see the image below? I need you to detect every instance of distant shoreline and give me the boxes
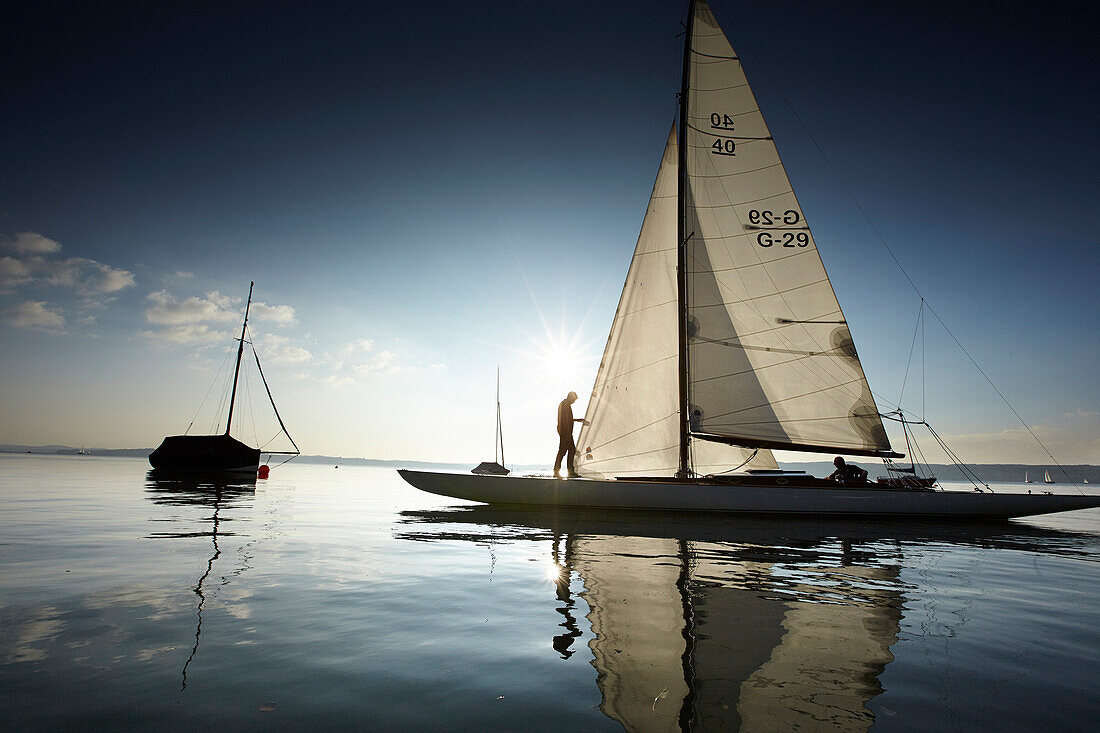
[2,444,1097,482]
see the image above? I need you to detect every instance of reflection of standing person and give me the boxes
[554,391,584,478]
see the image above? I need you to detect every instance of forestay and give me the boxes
[682,0,892,456]
[578,128,777,477]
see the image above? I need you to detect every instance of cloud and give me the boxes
[250,302,296,325]
[3,300,65,330]
[1,232,61,255]
[0,232,135,297]
[941,414,1100,465]
[142,324,231,345]
[351,350,398,375]
[259,333,314,364]
[144,290,241,325]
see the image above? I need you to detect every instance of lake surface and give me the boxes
[2,454,1099,731]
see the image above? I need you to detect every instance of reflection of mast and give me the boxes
[180,491,222,691]
[551,534,582,659]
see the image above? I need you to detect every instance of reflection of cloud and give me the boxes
[7,606,65,663]
[3,300,65,330]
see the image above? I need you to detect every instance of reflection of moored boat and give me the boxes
[149,282,299,474]
[144,470,257,690]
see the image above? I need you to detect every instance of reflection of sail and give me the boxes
[573,535,901,731]
[144,472,256,691]
[574,536,689,730]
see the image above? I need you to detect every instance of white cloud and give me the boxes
[250,302,296,325]
[0,233,135,297]
[3,300,65,330]
[941,414,1100,465]
[258,333,314,364]
[1,232,61,255]
[351,349,398,375]
[144,290,240,325]
[319,373,355,388]
[142,324,231,345]
[173,271,194,279]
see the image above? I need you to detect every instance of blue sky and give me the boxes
[1,0,1097,465]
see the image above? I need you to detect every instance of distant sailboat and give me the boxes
[1024,472,1033,484]
[1044,471,1055,484]
[398,0,1100,519]
[77,446,88,456]
[149,282,299,473]
[472,367,509,476]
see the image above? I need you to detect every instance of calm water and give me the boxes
[2,454,1099,731]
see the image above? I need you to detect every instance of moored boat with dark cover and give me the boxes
[149,282,298,474]
[149,435,261,473]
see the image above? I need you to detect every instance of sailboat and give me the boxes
[472,367,509,475]
[149,282,300,473]
[399,1,1100,519]
[1025,472,1033,483]
[1045,471,1055,484]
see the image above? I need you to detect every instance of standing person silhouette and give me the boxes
[554,391,585,478]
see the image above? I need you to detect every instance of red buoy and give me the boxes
[258,464,270,479]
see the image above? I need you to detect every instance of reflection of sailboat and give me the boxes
[145,472,257,691]
[472,367,509,476]
[149,282,299,474]
[398,1,1100,520]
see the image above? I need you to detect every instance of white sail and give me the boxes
[578,127,776,477]
[681,0,892,457]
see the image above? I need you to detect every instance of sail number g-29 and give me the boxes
[757,232,809,247]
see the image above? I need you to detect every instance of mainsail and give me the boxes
[681,0,893,456]
[577,128,777,477]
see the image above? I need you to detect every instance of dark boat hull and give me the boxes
[397,470,1100,520]
[148,435,260,473]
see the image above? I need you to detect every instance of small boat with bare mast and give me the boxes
[149,282,299,474]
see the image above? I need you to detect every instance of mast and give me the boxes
[676,0,696,478]
[224,281,254,437]
[495,366,505,466]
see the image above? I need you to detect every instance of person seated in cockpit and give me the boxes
[829,456,868,483]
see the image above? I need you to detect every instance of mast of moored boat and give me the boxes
[675,0,697,478]
[224,281,254,437]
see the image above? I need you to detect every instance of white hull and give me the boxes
[398,470,1100,520]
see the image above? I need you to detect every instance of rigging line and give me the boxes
[922,299,1078,489]
[186,348,233,435]
[250,337,300,455]
[898,299,924,406]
